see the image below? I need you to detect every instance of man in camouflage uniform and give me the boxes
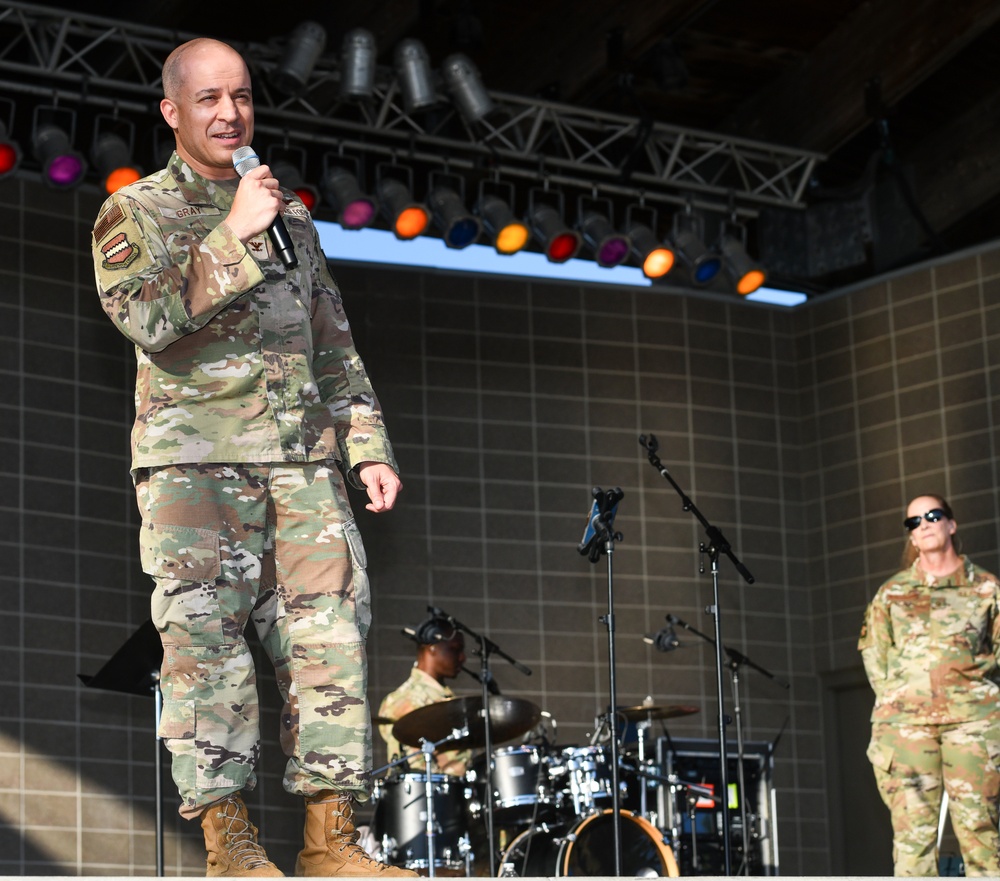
[859,494,1000,876]
[91,37,413,878]
[374,615,474,872]
[378,615,472,777]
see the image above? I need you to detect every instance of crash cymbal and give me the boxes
[392,695,541,751]
[617,703,699,722]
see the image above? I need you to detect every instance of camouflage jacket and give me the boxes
[91,153,396,477]
[859,555,1000,724]
[378,666,472,776]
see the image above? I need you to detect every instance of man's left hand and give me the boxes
[356,462,402,513]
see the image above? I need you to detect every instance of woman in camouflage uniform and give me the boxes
[860,494,1000,876]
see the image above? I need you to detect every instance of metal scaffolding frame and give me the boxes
[0,0,823,218]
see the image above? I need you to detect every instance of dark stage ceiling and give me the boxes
[4,0,999,297]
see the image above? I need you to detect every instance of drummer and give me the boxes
[378,613,473,776]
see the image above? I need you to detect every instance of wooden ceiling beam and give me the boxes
[721,0,1000,152]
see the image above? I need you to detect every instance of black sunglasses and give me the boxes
[903,508,947,531]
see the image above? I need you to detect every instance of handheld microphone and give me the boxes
[231,146,298,270]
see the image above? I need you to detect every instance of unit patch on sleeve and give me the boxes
[94,198,157,290]
[101,230,141,270]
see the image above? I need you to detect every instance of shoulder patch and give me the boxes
[100,229,142,271]
[93,197,157,290]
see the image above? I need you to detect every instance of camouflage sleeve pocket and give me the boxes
[157,697,196,740]
[139,522,221,582]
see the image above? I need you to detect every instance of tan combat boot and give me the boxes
[201,792,285,877]
[295,791,418,877]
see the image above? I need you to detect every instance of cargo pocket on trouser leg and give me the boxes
[142,522,225,645]
[343,518,372,640]
[157,697,205,817]
[285,519,372,799]
[866,732,895,808]
[290,633,370,795]
[143,522,262,815]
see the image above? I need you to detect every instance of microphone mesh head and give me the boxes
[232,146,260,178]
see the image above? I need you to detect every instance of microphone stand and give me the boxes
[577,486,625,877]
[372,729,470,876]
[462,665,501,695]
[639,434,754,876]
[667,614,789,874]
[428,605,531,876]
[421,727,468,877]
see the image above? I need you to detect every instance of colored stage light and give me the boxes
[33,115,86,188]
[378,176,429,240]
[92,131,141,195]
[428,183,481,249]
[272,160,320,214]
[528,201,581,263]
[673,227,721,285]
[477,193,529,255]
[0,123,21,180]
[0,101,18,180]
[721,233,767,295]
[321,165,377,230]
[580,210,630,268]
[627,222,675,279]
[0,142,17,177]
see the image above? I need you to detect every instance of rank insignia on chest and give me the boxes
[247,234,271,260]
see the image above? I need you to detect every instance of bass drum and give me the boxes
[498,809,679,877]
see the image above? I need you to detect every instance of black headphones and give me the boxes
[409,613,457,646]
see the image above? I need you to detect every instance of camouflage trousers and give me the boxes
[135,462,373,820]
[868,719,1000,876]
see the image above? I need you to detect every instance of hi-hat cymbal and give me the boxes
[392,695,541,751]
[617,703,699,722]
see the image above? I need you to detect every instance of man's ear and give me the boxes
[160,97,178,130]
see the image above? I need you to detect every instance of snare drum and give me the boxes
[373,773,471,873]
[553,745,621,816]
[471,745,557,826]
[498,808,679,877]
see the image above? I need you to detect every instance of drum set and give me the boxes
[370,697,719,877]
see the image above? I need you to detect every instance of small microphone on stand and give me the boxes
[428,605,455,624]
[643,621,680,652]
